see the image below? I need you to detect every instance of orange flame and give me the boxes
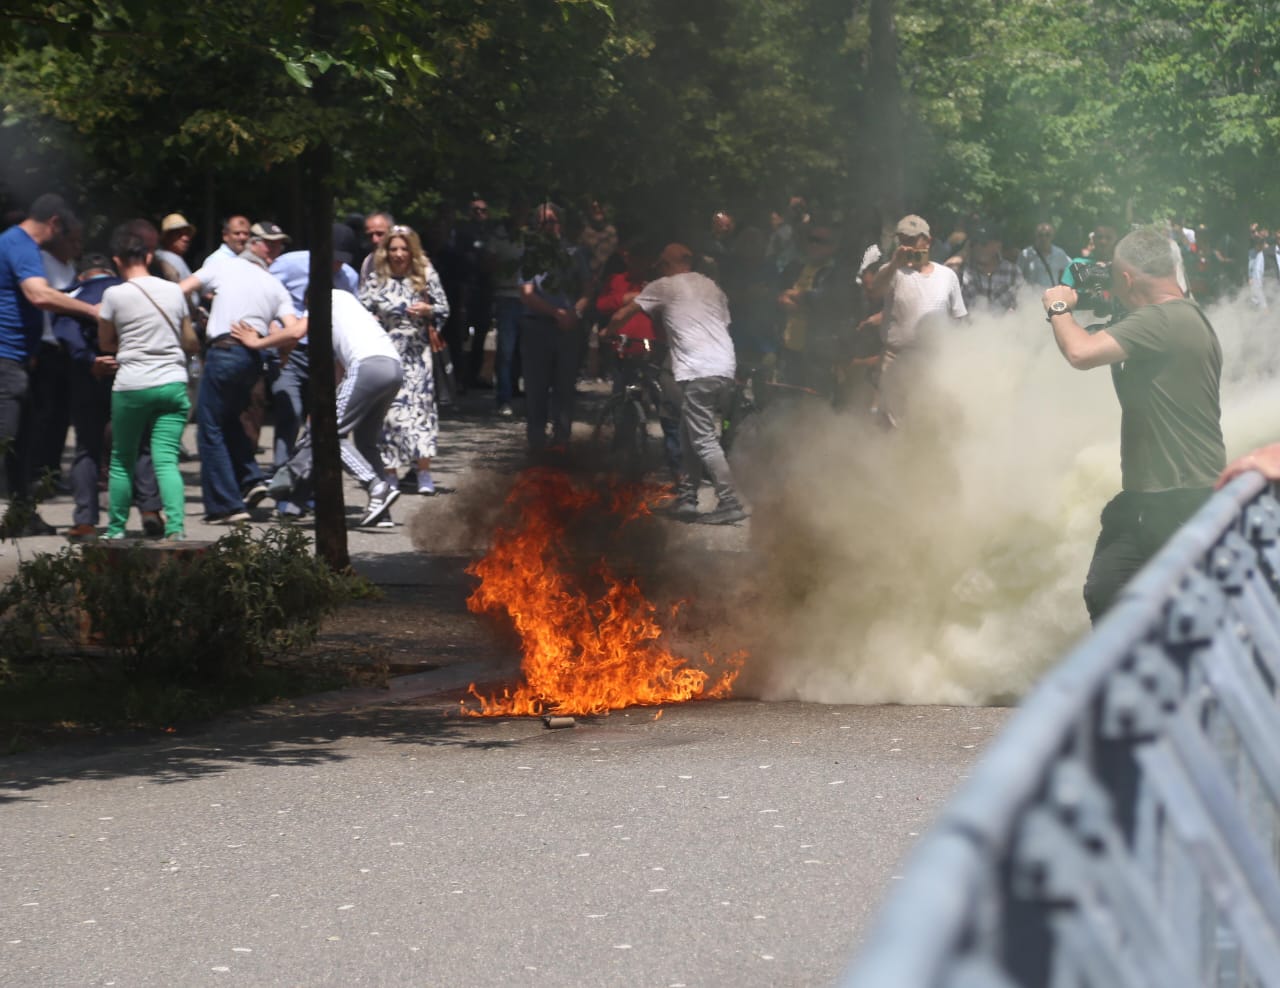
[463,468,744,717]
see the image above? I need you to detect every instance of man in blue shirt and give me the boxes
[0,194,99,535]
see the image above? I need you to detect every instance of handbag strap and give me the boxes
[129,279,183,345]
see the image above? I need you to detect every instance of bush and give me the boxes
[0,527,370,683]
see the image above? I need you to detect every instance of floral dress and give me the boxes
[359,267,450,467]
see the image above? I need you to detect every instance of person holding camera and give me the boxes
[1042,226,1225,623]
[869,214,967,427]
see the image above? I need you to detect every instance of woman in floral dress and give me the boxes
[359,225,450,495]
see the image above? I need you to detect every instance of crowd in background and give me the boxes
[0,188,1271,539]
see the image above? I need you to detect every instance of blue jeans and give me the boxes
[267,345,309,471]
[494,297,523,405]
[196,344,264,517]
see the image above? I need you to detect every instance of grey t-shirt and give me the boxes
[99,276,189,392]
[192,255,293,340]
[635,271,735,382]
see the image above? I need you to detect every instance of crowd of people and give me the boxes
[0,189,1271,545]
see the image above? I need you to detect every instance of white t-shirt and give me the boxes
[634,271,735,382]
[41,250,77,345]
[328,290,400,369]
[882,264,967,351]
[99,276,189,392]
[193,256,294,340]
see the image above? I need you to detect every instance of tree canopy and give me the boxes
[2,0,1278,253]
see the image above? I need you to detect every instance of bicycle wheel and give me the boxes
[591,393,650,473]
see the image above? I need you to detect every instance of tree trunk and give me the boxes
[306,2,349,572]
[868,0,904,239]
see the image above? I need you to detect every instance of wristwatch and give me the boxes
[1046,300,1070,321]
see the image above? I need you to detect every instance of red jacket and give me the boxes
[597,271,662,355]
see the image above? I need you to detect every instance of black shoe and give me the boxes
[243,482,270,508]
[658,497,699,521]
[23,513,56,536]
[698,502,748,526]
[141,511,165,538]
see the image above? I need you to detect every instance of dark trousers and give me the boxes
[520,317,584,450]
[196,344,264,517]
[31,341,71,482]
[494,297,522,405]
[67,362,160,526]
[1084,487,1213,623]
[0,357,31,499]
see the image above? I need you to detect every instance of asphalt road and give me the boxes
[0,388,1012,986]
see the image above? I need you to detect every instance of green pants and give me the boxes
[108,382,190,538]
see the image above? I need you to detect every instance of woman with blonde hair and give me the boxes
[359,224,450,499]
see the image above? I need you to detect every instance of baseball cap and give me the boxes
[250,221,290,242]
[332,222,358,264]
[895,214,930,238]
[970,225,1000,244]
[160,213,195,234]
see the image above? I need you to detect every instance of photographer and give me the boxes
[869,214,967,427]
[1043,227,1225,623]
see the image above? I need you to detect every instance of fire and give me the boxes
[463,468,744,717]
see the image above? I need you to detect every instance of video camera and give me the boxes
[1068,260,1113,315]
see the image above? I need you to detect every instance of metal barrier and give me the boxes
[841,472,1280,988]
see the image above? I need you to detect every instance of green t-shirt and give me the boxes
[1106,298,1225,492]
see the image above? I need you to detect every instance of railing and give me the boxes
[841,472,1280,988]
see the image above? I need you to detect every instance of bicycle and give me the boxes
[721,359,828,454]
[590,333,668,473]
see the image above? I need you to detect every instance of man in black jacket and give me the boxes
[776,219,857,396]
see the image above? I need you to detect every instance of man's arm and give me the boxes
[604,300,643,336]
[1042,285,1128,369]
[870,248,910,297]
[178,273,203,296]
[230,315,303,351]
[21,276,98,320]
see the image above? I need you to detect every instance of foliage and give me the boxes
[0,526,370,683]
[3,0,1280,255]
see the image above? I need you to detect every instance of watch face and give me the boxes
[1050,301,1068,314]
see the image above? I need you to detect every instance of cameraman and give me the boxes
[1043,227,1225,623]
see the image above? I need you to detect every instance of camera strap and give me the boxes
[1034,248,1057,285]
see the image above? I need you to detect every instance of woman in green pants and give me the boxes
[97,228,192,539]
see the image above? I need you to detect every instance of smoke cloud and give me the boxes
[732,287,1277,706]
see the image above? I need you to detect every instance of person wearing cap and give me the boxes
[959,226,1022,316]
[264,223,362,514]
[200,214,251,270]
[869,214,967,426]
[178,221,299,523]
[156,214,196,282]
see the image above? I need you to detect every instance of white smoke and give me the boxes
[734,286,1278,706]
